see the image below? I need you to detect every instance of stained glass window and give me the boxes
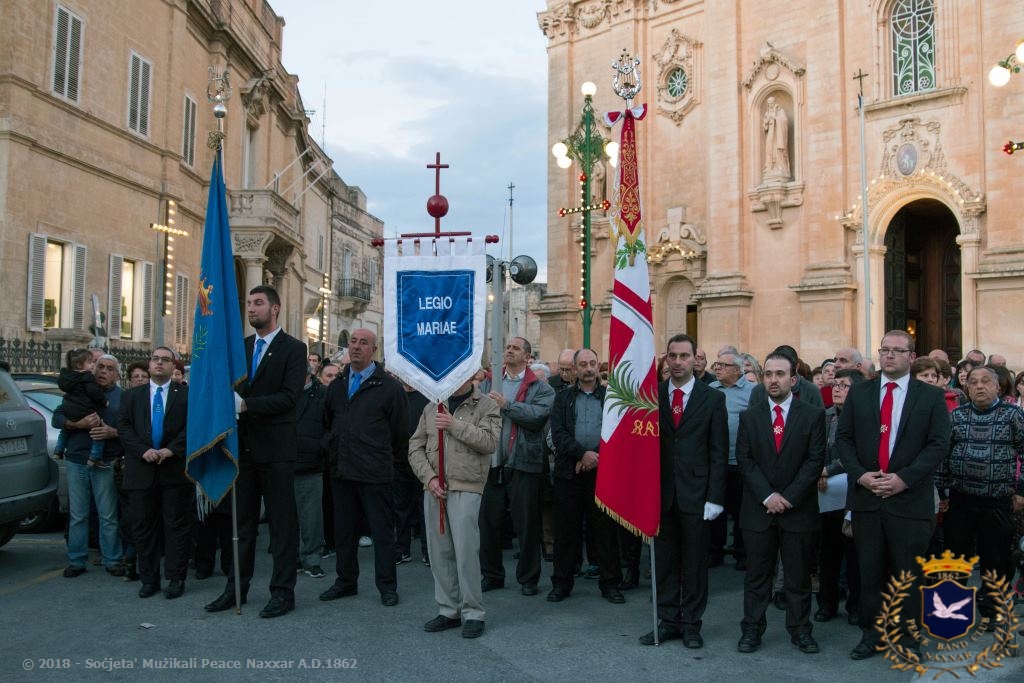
[891,0,935,96]
[666,67,689,100]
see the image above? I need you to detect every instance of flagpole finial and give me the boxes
[611,49,642,107]
[207,67,232,149]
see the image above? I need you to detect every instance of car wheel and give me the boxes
[0,523,16,548]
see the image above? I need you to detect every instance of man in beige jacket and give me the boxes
[408,378,501,639]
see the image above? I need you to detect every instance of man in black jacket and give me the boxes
[547,348,624,605]
[320,329,409,606]
[204,285,307,619]
[294,361,329,579]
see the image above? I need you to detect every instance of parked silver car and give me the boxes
[0,369,58,546]
[14,375,67,531]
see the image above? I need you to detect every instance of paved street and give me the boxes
[1,529,1019,682]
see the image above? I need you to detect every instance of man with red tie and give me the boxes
[735,353,825,654]
[835,330,950,660]
[640,334,728,648]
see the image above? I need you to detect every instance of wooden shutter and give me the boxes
[27,234,47,331]
[139,59,151,136]
[72,243,86,330]
[53,6,82,102]
[107,254,123,338]
[141,261,154,340]
[182,96,197,166]
[128,53,151,135]
[175,274,189,346]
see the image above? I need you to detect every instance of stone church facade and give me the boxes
[537,0,1024,368]
[0,0,383,365]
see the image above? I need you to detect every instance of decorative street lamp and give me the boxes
[988,40,1024,87]
[989,40,1024,156]
[552,82,617,348]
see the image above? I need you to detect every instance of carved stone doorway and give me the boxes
[883,199,961,359]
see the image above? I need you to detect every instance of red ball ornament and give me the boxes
[426,194,449,218]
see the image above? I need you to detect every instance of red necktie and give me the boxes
[672,388,684,427]
[772,405,784,452]
[879,381,897,472]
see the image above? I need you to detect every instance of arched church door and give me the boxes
[883,199,961,359]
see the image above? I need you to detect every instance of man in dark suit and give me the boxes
[835,329,950,660]
[117,346,190,599]
[204,285,307,618]
[640,334,729,648]
[735,353,825,654]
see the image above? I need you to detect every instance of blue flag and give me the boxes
[186,152,245,505]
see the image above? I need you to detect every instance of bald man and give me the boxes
[549,349,576,393]
[321,328,409,607]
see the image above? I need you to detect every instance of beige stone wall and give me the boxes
[538,0,1024,369]
[0,0,383,362]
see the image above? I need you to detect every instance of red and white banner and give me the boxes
[595,104,661,540]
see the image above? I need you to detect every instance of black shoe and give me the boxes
[138,583,160,598]
[164,580,185,600]
[462,619,485,639]
[734,558,747,571]
[708,555,724,568]
[303,565,326,579]
[546,589,569,602]
[122,566,139,582]
[792,632,819,654]
[774,592,787,610]
[194,568,212,580]
[204,590,245,612]
[395,553,412,565]
[481,578,504,592]
[421,555,430,567]
[259,595,294,618]
[63,566,86,578]
[105,564,125,577]
[381,592,399,607]
[847,612,862,626]
[521,583,538,596]
[639,624,682,646]
[583,565,600,579]
[737,625,762,653]
[850,639,878,660]
[319,582,357,601]
[602,588,625,604]
[424,615,461,632]
[814,606,837,622]
[681,628,704,649]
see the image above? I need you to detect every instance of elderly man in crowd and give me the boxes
[409,377,500,639]
[940,366,1024,629]
[55,353,124,578]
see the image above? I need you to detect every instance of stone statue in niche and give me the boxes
[762,96,790,181]
[591,158,607,204]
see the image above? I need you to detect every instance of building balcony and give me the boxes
[335,278,371,315]
[228,188,301,246]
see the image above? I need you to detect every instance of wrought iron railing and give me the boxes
[0,337,63,374]
[336,278,371,302]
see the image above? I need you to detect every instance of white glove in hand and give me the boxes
[703,502,724,521]
[233,391,243,417]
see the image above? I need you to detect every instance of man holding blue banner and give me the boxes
[204,285,307,618]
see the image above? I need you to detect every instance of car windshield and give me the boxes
[24,389,63,413]
[0,372,29,409]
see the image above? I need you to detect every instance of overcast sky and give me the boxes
[273,0,550,279]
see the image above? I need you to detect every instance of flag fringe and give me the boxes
[596,496,657,543]
[184,429,238,509]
